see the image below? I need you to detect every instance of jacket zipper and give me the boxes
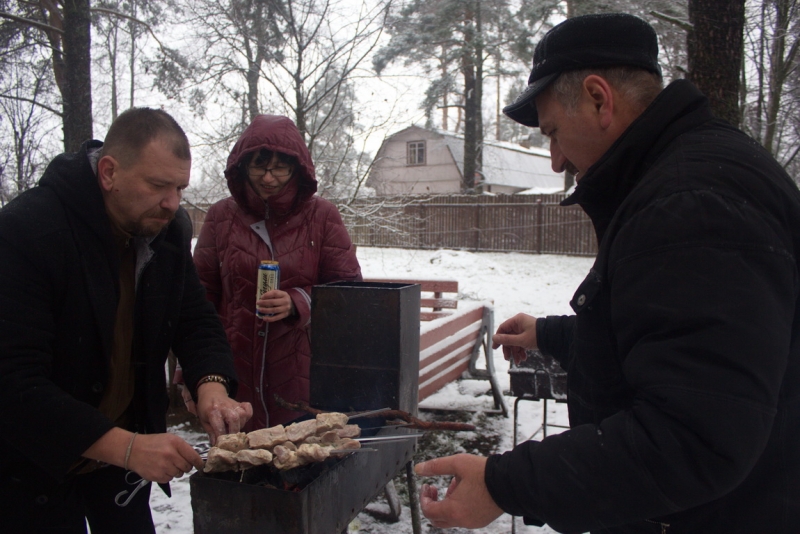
[258,322,269,427]
[256,204,272,426]
[645,519,670,533]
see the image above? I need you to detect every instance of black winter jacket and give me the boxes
[0,141,237,501]
[485,80,800,533]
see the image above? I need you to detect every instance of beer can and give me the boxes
[256,260,280,318]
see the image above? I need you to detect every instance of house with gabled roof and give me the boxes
[366,125,566,195]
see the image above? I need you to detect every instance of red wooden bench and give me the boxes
[364,278,508,416]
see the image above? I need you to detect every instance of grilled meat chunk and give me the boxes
[297,443,332,463]
[247,425,288,450]
[235,449,273,469]
[319,431,339,444]
[333,438,361,450]
[216,432,249,453]
[272,445,303,470]
[204,447,239,473]
[335,424,361,439]
[315,412,349,433]
[285,419,318,442]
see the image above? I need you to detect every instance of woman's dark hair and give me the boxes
[239,149,305,212]
[238,149,297,180]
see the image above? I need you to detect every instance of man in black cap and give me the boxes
[414,13,800,533]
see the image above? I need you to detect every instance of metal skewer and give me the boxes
[355,434,423,443]
[346,407,392,420]
[329,448,377,454]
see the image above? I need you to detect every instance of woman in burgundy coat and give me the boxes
[193,115,362,430]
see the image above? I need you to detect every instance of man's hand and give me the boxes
[196,382,253,445]
[127,433,204,483]
[83,428,203,483]
[415,454,504,529]
[492,313,538,365]
[256,289,295,322]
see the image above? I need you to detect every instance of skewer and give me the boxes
[355,434,424,443]
[330,448,377,454]
[346,407,392,420]
[274,396,477,431]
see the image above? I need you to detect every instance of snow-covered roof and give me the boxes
[438,130,563,191]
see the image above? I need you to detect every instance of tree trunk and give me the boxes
[474,0,484,191]
[442,46,449,131]
[763,0,795,155]
[462,53,477,192]
[687,0,745,126]
[108,23,120,121]
[129,0,140,108]
[62,0,93,152]
[462,3,477,193]
[246,40,261,121]
[245,0,268,122]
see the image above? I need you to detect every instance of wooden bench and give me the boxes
[364,278,508,416]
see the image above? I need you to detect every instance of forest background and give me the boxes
[0,0,798,210]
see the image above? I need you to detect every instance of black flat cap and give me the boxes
[503,13,662,127]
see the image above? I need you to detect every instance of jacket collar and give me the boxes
[562,80,714,240]
[39,140,109,240]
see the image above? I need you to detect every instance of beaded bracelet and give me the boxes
[196,374,230,394]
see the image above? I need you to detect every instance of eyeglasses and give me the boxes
[248,165,293,179]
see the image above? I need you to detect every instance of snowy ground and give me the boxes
[150,246,595,533]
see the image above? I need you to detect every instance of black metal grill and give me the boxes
[190,281,422,534]
[508,349,567,401]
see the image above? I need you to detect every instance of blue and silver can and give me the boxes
[256,260,280,318]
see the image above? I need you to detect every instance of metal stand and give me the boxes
[406,460,422,534]
[510,396,569,533]
[465,307,509,417]
[384,481,402,522]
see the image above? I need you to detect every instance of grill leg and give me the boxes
[384,480,402,522]
[511,397,525,533]
[406,460,422,534]
[543,398,548,438]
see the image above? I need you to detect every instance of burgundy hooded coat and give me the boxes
[193,115,361,429]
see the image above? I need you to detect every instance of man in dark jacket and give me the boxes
[0,107,253,533]
[414,14,800,534]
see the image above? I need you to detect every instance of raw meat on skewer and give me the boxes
[247,425,288,450]
[315,412,348,432]
[284,419,318,442]
[204,447,239,473]
[216,432,249,452]
[235,449,273,468]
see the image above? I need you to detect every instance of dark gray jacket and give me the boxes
[486,80,800,533]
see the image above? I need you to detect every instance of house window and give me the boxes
[407,141,426,165]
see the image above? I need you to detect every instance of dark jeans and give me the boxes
[1,465,155,534]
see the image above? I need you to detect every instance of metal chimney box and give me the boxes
[310,281,420,416]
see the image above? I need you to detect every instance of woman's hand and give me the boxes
[256,289,295,322]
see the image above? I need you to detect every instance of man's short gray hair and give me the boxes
[550,67,664,114]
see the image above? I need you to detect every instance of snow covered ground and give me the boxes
[150,246,595,533]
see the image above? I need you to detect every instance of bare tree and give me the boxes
[0,0,92,150]
[180,0,284,123]
[741,0,799,167]
[0,58,56,204]
[262,0,390,149]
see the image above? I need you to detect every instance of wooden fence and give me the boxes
[338,194,597,257]
[183,193,598,257]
